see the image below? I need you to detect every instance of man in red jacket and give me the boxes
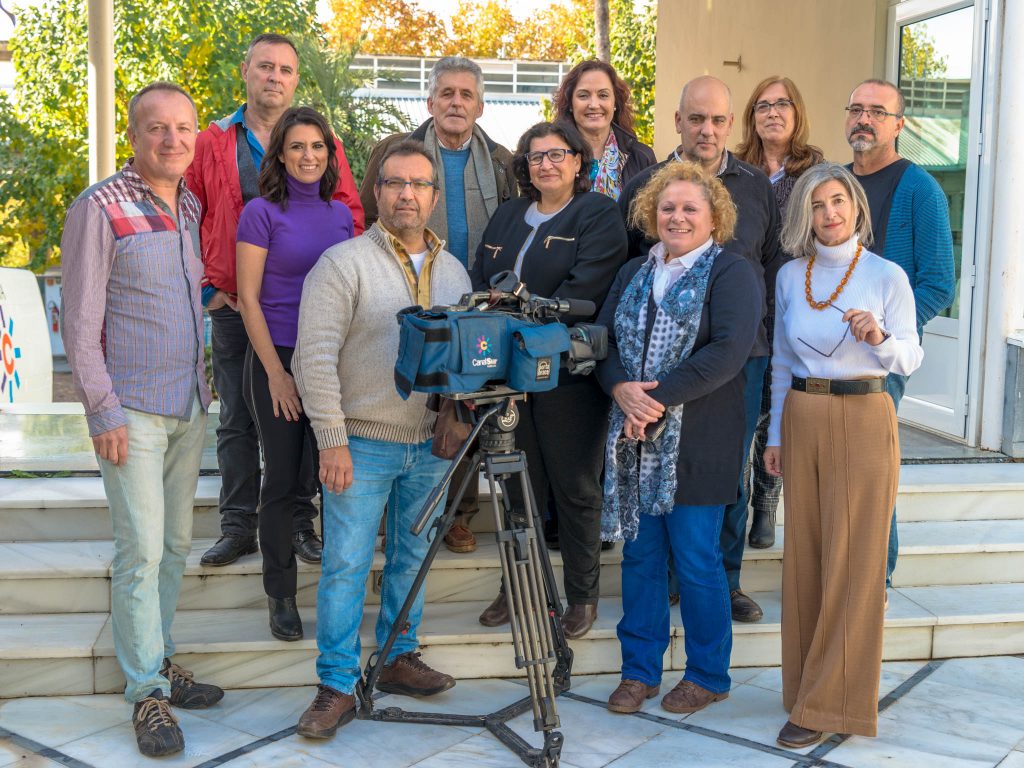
[186,33,365,567]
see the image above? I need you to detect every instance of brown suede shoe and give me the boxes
[660,679,729,714]
[444,523,477,553]
[730,589,764,622]
[561,603,597,639]
[607,679,660,713]
[478,592,510,627]
[777,720,824,748]
[375,651,456,697]
[297,685,356,739]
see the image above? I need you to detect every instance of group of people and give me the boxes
[59,31,954,759]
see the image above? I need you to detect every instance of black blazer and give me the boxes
[470,192,628,322]
[596,250,760,506]
[611,123,657,189]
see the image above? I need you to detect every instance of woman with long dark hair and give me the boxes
[553,60,656,201]
[236,106,354,641]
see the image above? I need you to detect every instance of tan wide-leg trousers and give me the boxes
[780,388,899,737]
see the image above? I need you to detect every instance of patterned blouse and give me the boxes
[590,131,623,200]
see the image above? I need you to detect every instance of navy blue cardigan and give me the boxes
[596,251,760,506]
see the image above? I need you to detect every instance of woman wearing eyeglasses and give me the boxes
[236,107,354,641]
[763,162,922,747]
[735,76,825,550]
[471,120,628,639]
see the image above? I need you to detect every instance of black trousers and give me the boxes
[243,344,319,599]
[505,376,609,604]
[209,307,317,538]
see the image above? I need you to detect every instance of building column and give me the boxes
[86,0,114,183]
[979,0,1024,451]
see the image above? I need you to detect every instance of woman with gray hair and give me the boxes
[763,162,922,747]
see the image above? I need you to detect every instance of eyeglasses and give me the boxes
[797,303,850,357]
[845,106,902,121]
[378,178,436,193]
[753,98,794,115]
[525,148,578,166]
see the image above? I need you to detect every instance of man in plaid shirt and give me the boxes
[61,82,223,758]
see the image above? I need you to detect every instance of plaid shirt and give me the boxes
[61,161,212,436]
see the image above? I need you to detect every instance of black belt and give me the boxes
[791,376,885,396]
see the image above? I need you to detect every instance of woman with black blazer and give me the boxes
[596,161,759,716]
[472,120,628,640]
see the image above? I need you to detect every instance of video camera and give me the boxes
[394,270,607,400]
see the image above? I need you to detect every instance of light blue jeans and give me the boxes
[316,436,448,694]
[99,396,206,703]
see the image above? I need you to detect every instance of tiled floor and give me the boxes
[1,657,1022,767]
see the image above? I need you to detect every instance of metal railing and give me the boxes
[352,55,569,97]
[902,78,970,115]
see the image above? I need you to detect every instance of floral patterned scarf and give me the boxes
[602,243,719,541]
[590,131,622,200]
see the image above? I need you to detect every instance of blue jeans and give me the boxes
[316,436,448,694]
[721,356,768,591]
[619,504,732,694]
[885,372,908,587]
[100,396,206,703]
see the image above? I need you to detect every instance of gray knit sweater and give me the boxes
[293,223,472,450]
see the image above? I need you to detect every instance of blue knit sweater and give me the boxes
[880,163,955,329]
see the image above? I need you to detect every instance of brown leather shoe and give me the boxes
[730,589,764,622]
[561,603,597,639]
[777,720,824,748]
[297,685,356,739]
[607,679,660,713]
[444,523,477,553]
[375,651,455,697]
[660,679,729,714]
[478,592,510,627]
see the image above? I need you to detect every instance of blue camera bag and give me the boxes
[507,322,571,392]
[394,309,512,398]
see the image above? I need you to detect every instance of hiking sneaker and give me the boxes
[133,689,184,757]
[375,651,456,697]
[161,658,224,709]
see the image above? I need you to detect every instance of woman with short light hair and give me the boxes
[764,162,922,746]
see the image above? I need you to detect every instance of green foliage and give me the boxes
[1,0,318,272]
[609,0,656,146]
[901,24,948,80]
[294,37,411,183]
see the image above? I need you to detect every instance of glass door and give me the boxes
[888,0,982,438]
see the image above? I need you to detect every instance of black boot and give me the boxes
[748,508,776,549]
[268,597,303,641]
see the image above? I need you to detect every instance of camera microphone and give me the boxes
[527,297,596,317]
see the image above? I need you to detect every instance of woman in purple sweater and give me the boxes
[236,107,354,641]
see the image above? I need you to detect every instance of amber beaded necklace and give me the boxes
[805,241,863,310]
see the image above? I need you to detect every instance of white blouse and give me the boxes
[767,236,923,446]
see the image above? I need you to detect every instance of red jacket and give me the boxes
[185,113,365,295]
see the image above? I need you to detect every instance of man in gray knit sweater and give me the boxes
[293,141,472,738]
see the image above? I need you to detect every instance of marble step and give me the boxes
[4,463,1024,543]
[3,519,1024,615]
[2,583,1023,698]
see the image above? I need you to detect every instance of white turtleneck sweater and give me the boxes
[767,236,923,446]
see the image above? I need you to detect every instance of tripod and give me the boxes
[355,390,573,768]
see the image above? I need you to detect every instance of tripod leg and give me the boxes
[488,454,565,737]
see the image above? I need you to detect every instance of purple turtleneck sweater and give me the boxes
[236,175,354,347]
